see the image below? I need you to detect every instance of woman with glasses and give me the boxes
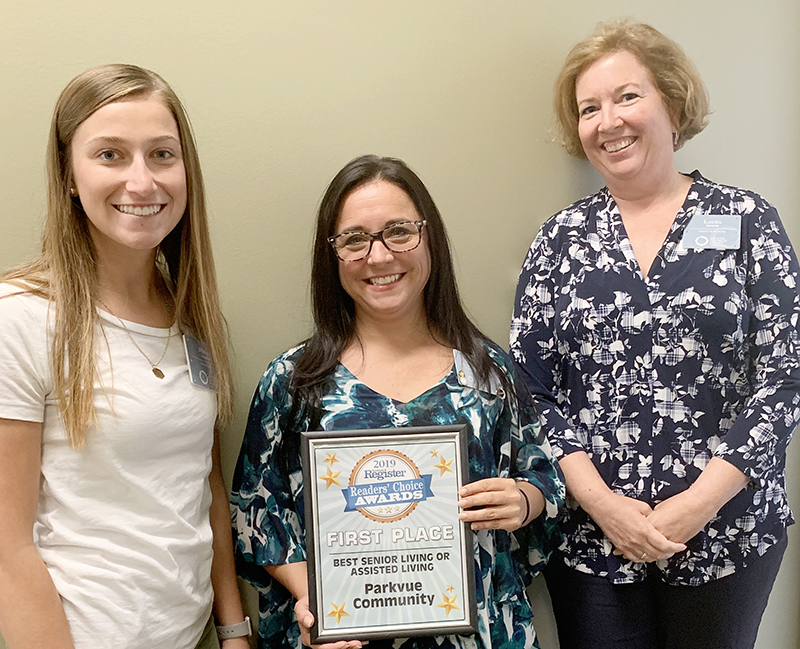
[230,155,564,649]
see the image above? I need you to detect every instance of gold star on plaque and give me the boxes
[434,456,454,476]
[446,584,455,593]
[438,593,460,616]
[324,452,339,467]
[327,602,350,624]
[318,468,341,489]
[430,449,439,457]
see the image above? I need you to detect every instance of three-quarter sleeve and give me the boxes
[510,217,587,459]
[491,348,565,574]
[713,204,800,487]
[230,349,306,646]
[231,353,307,570]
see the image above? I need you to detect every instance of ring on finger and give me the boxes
[640,551,648,561]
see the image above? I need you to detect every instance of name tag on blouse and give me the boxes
[183,334,216,390]
[681,214,741,250]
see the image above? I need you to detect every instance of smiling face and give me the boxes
[335,180,431,324]
[576,50,676,192]
[70,95,187,260]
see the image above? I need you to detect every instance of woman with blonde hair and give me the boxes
[0,64,249,649]
[511,19,798,649]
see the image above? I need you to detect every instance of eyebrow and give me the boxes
[84,135,181,147]
[577,82,642,106]
[336,218,411,234]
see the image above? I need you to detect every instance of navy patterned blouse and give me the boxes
[230,342,564,649]
[510,171,799,586]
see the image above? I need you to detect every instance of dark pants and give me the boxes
[543,534,787,649]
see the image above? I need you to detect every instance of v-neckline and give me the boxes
[609,174,698,284]
[336,359,456,405]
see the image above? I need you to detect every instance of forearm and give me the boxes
[517,480,546,525]
[0,419,73,647]
[558,451,616,516]
[647,457,750,545]
[209,466,246,626]
[689,457,749,514]
[0,546,75,649]
[208,440,251,649]
[264,561,308,600]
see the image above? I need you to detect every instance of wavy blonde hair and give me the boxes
[3,64,233,448]
[553,19,710,158]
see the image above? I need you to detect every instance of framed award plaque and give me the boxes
[301,425,477,643]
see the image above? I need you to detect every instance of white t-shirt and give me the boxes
[0,284,217,649]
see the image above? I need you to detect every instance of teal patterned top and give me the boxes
[231,342,564,649]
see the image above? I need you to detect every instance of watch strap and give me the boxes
[216,616,252,640]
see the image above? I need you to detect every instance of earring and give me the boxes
[69,187,77,196]
[672,131,679,148]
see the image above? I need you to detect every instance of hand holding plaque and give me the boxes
[458,477,541,531]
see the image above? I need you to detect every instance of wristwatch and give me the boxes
[216,616,252,640]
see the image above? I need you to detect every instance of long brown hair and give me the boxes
[3,64,233,448]
[274,155,516,478]
[297,155,503,397]
[272,156,512,475]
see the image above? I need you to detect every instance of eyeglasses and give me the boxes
[328,220,427,262]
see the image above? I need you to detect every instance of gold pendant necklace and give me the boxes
[98,295,173,379]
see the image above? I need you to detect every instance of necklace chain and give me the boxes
[97,292,174,380]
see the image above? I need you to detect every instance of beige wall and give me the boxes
[1,2,797,647]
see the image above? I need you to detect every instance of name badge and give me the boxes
[681,214,741,250]
[183,334,216,390]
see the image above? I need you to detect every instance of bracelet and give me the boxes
[518,486,531,526]
[216,616,252,640]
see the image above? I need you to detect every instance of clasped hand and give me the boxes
[588,492,685,563]
[589,490,718,563]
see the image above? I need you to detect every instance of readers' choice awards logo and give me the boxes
[342,449,434,523]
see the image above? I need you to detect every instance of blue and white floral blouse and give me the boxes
[231,342,564,649]
[510,171,800,586]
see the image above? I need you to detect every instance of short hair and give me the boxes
[553,19,710,158]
